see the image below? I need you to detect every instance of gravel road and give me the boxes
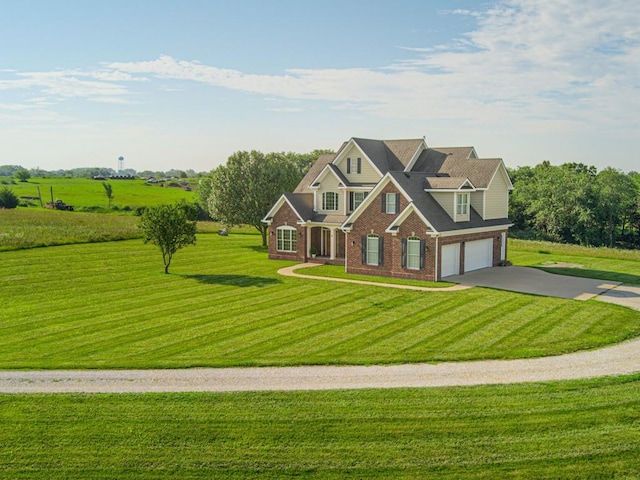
[2,336,639,393]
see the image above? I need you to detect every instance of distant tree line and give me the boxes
[509,161,640,249]
[0,164,206,179]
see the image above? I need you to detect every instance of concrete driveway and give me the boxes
[445,266,621,301]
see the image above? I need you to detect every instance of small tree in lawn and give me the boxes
[139,202,197,274]
[102,182,114,209]
[14,169,30,182]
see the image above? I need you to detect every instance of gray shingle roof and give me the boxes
[388,171,510,233]
[410,148,501,189]
[295,153,335,193]
[424,176,471,190]
[283,193,315,221]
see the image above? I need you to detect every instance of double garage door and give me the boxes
[441,239,494,277]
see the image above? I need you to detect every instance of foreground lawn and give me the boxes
[509,238,640,285]
[2,375,639,479]
[1,233,639,369]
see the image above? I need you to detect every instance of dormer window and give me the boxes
[456,193,469,216]
[346,157,362,174]
[322,192,338,211]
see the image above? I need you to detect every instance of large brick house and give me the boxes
[263,137,513,281]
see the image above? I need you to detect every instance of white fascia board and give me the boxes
[341,173,412,229]
[385,203,438,235]
[309,163,342,187]
[262,195,287,223]
[485,160,514,191]
[403,138,429,172]
[334,138,383,177]
[432,223,513,237]
[262,195,306,224]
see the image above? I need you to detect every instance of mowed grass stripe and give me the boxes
[1,376,639,478]
[2,232,640,368]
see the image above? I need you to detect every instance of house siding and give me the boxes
[335,144,382,184]
[471,191,484,218]
[267,203,306,262]
[485,169,509,219]
[316,174,342,214]
[431,192,454,218]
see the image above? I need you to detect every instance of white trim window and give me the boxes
[456,193,469,216]
[407,237,421,270]
[362,234,383,266]
[276,226,297,252]
[349,191,367,212]
[322,191,338,211]
[383,193,398,214]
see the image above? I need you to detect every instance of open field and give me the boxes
[509,239,640,285]
[0,208,226,251]
[2,375,639,479]
[3,177,197,210]
[2,232,639,369]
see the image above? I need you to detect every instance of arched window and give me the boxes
[276,226,297,252]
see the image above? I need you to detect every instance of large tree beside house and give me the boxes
[206,151,302,246]
[263,137,513,281]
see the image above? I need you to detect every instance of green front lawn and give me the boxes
[2,375,640,479]
[1,232,639,369]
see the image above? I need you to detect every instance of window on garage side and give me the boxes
[402,236,425,270]
[276,226,297,252]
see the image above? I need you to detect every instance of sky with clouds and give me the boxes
[1,0,638,172]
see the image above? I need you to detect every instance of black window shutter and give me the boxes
[361,236,367,264]
[357,157,362,174]
[378,237,384,265]
[401,238,407,268]
[349,192,354,211]
[420,239,426,269]
[381,193,386,213]
[347,158,351,174]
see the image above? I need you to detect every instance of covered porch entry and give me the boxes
[306,225,345,265]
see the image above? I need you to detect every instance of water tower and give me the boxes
[118,156,124,174]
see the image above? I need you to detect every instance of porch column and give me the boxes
[330,227,336,260]
[306,226,311,259]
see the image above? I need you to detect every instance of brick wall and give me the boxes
[267,203,306,262]
[345,182,510,281]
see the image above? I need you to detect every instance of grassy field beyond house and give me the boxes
[4,176,196,210]
[509,238,640,285]
[2,375,639,479]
